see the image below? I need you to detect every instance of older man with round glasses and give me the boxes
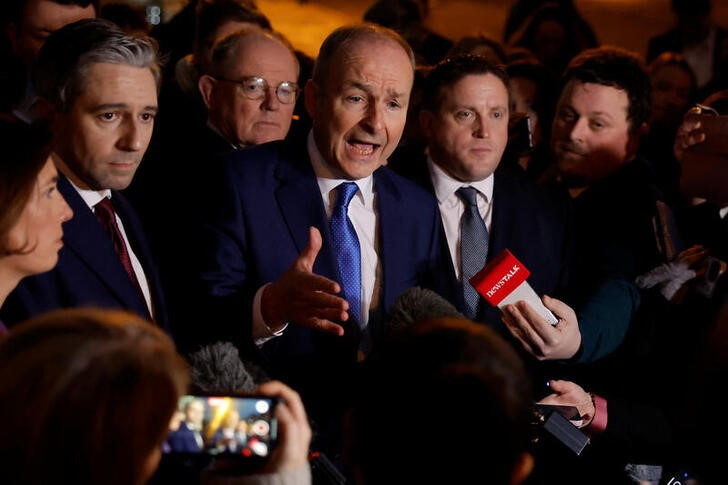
[198,25,300,148]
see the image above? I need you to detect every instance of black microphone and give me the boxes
[387,286,463,333]
[188,341,265,394]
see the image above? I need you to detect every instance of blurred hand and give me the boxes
[502,295,581,360]
[538,379,595,428]
[259,380,312,473]
[674,107,706,162]
[261,227,348,335]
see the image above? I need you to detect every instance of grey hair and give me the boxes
[33,18,161,112]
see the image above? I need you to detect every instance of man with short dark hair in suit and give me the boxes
[1,19,168,330]
[415,54,571,349]
[197,23,442,455]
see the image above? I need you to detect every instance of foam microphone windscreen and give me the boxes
[387,286,463,332]
[188,341,258,394]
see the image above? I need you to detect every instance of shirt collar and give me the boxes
[307,130,374,209]
[427,155,493,204]
[65,176,112,210]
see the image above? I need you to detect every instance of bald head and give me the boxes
[199,27,300,147]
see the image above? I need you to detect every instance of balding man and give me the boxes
[197,23,442,453]
[198,26,300,150]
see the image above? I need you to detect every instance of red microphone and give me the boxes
[469,249,558,325]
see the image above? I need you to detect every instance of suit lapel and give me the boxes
[489,172,513,259]
[113,191,163,322]
[273,145,337,280]
[373,168,407,310]
[58,176,150,317]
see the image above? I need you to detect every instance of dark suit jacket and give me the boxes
[0,175,168,330]
[196,139,442,422]
[403,157,571,332]
[166,423,203,453]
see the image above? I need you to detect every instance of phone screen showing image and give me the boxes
[163,395,278,458]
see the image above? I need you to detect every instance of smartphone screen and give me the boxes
[163,395,278,458]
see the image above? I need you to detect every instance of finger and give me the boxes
[547,379,573,394]
[256,381,311,437]
[513,300,553,344]
[302,317,345,336]
[541,295,574,321]
[297,226,323,272]
[502,306,545,356]
[295,271,342,295]
[291,287,349,311]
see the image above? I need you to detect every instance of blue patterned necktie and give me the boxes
[456,186,489,319]
[330,182,362,326]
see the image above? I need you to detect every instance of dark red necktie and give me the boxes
[94,197,147,308]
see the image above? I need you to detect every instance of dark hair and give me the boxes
[195,0,270,52]
[0,308,189,485]
[447,34,507,64]
[7,0,98,27]
[507,58,557,126]
[0,120,53,255]
[422,54,509,112]
[561,46,652,132]
[312,23,415,89]
[100,2,148,34]
[349,317,533,484]
[672,0,710,17]
[648,51,697,100]
[33,18,160,112]
[363,0,422,32]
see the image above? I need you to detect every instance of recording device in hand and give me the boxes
[471,249,558,325]
[680,105,728,204]
[164,394,278,467]
[533,403,590,456]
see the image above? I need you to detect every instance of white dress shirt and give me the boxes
[427,156,494,281]
[252,132,380,343]
[68,179,154,316]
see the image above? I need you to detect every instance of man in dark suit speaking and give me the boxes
[197,23,442,450]
[1,19,167,330]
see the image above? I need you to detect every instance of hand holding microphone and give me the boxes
[470,249,581,361]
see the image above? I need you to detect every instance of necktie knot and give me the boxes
[94,197,115,223]
[335,182,359,210]
[456,186,480,207]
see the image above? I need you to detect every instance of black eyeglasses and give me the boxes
[216,76,300,104]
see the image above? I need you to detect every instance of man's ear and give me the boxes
[198,74,217,109]
[304,79,318,120]
[625,121,648,161]
[419,109,434,138]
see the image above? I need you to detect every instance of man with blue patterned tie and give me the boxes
[197,23,442,457]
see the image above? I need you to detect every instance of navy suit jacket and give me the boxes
[197,139,442,392]
[0,175,168,330]
[406,159,571,332]
[166,423,203,453]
